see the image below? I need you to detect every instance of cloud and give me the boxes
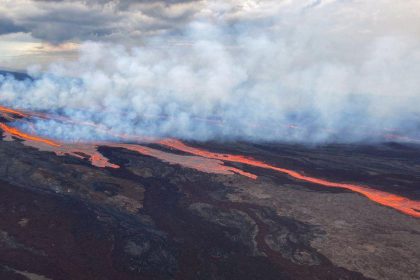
[0,18,26,35]
[0,0,420,143]
[1,0,203,44]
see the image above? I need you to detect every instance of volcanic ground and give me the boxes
[0,105,419,280]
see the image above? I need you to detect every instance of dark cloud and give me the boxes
[25,6,118,43]
[2,0,201,43]
[33,0,199,5]
[0,18,26,35]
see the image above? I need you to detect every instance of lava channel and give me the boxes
[0,123,60,147]
[159,139,420,218]
[1,105,419,218]
[0,114,255,177]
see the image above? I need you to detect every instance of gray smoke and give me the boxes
[1,0,420,143]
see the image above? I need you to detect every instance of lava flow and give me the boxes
[111,144,257,179]
[0,106,255,177]
[0,105,28,119]
[0,104,419,218]
[159,139,420,218]
[0,123,255,177]
[0,123,60,147]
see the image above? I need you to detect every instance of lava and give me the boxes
[113,144,257,179]
[0,123,60,147]
[0,117,118,168]
[0,105,28,118]
[55,143,120,169]
[159,139,420,218]
[0,104,419,218]
[0,107,254,176]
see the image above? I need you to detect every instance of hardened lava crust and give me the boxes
[0,134,419,280]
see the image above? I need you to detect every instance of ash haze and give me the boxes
[0,0,420,143]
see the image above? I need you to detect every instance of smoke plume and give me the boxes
[1,0,420,143]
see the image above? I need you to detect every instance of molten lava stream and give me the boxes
[0,123,60,147]
[159,139,420,218]
[108,143,257,179]
[0,105,28,118]
[1,104,419,217]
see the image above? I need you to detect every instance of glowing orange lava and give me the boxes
[0,123,60,147]
[0,105,28,118]
[159,139,420,218]
[0,104,419,218]
[109,143,257,178]
[0,109,254,176]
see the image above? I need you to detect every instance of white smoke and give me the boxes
[1,0,420,143]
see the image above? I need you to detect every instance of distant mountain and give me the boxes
[0,70,31,81]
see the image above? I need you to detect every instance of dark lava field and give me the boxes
[0,128,419,279]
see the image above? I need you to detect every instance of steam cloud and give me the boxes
[1,0,420,143]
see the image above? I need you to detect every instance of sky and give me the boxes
[1,0,419,70]
[0,0,420,142]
